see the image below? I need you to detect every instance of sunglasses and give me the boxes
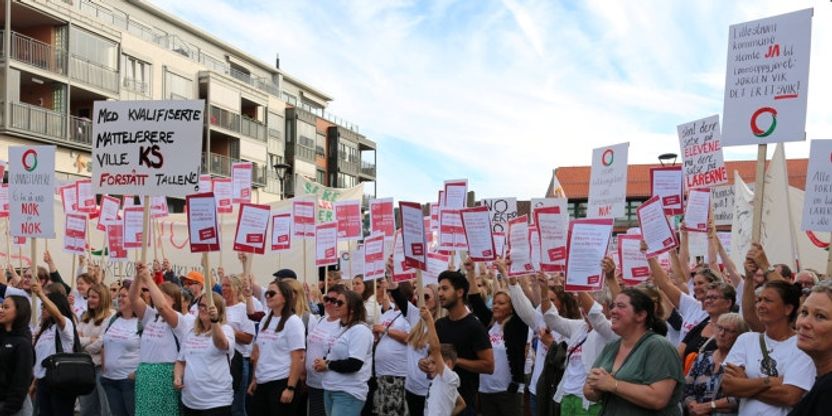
[264,290,277,298]
[323,296,336,304]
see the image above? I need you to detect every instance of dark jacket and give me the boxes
[0,326,34,416]
[467,293,529,389]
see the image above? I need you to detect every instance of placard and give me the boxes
[212,178,233,214]
[443,179,468,209]
[363,233,386,281]
[315,222,338,267]
[370,198,395,240]
[650,166,684,215]
[392,230,416,282]
[507,215,533,276]
[636,195,678,258]
[588,142,629,218]
[439,209,467,250]
[535,205,568,272]
[293,200,316,238]
[493,232,506,259]
[107,224,127,261]
[0,185,9,218]
[98,195,121,230]
[231,162,252,203]
[618,234,650,285]
[342,245,365,280]
[58,184,77,214]
[722,9,812,146]
[460,206,496,262]
[400,201,427,270]
[63,214,87,255]
[479,197,518,233]
[565,218,614,291]
[678,115,728,189]
[233,203,270,254]
[76,179,96,214]
[92,99,204,196]
[186,192,220,252]
[423,252,451,286]
[530,227,541,273]
[9,145,56,238]
[334,200,362,240]
[150,196,169,219]
[270,212,292,252]
[711,185,735,226]
[684,188,711,232]
[801,140,832,231]
[198,174,212,193]
[122,206,145,249]
[429,203,440,231]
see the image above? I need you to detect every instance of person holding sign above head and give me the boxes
[101,283,141,416]
[76,283,114,416]
[175,292,236,416]
[419,305,467,416]
[130,264,195,416]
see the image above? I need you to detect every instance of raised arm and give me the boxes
[420,306,446,374]
[129,264,149,320]
[141,266,180,328]
[602,257,621,299]
[208,305,230,351]
[716,234,741,287]
[506,272,540,328]
[32,280,66,330]
[740,256,764,333]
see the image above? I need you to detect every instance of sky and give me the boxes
[152,0,831,202]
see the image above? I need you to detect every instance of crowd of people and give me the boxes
[1,220,831,416]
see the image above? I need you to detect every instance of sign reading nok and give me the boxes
[9,145,56,238]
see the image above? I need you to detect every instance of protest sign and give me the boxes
[0,185,9,218]
[678,115,728,189]
[231,162,252,203]
[334,200,362,240]
[507,215,533,276]
[98,195,121,230]
[315,222,338,267]
[198,174,212,193]
[293,200,316,238]
[423,252,451,286]
[123,207,144,248]
[270,212,292,251]
[233,203,270,254]
[392,230,416,282]
[370,198,395,241]
[363,233,386,281]
[429,203,440,231]
[59,184,77,214]
[76,179,96,214]
[565,218,613,291]
[711,185,735,226]
[530,227,541,273]
[493,232,506,259]
[801,140,832,231]
[617,234,650,285]
[344,244,364,280]
[107,224,127,261]
[186,193,220,252]
[212,178,233,214]
[63,214,87,255]
[439,209,467,250]
[650,166,684,215]
[400,202,427,270]
[637,195,678,258]
[535,205,568,272]
[460,206,496,262]
[9,146,56,238]
[151,196,169,219]
[588,142,629,218]
[684,188,711,232]
[722,9,812,146]
[479,197,517,233]
[92,99,204,196]
[443,179,468,209]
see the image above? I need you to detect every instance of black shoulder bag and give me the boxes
[41,322,96,397]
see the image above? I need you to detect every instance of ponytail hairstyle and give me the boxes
[34,291,75,345]
[620,288,666,335]
[263,279,295,333]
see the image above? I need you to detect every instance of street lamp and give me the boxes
[658,153,678,167]
[273,162,292,200]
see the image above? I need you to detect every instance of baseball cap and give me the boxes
[273,269,297,280]
[183,270,205,285]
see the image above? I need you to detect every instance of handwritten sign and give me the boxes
[212,178,233,214]
[370,198,395,241]
[684,188,711,232]
[233,203,270,254]
[363,233,386,281]
[636,195,678,258]
[460,205,496,262]
[122,206,144,249]
[588,142,629,218]
[650,166,684,215]
[711,185,735,226]
[293,200,316,238]
[315,222,338,267]
[92,100,204,196]
[63,214,87,255]
[479,197,518,233]
[617,234,650,285]
[535,204,568,272]
[334,200,362,240]
[9,146,56,238]
[507,215,533,276]
[186,193,220,252]
[231,162,252,203]
[400,202,427,270]
[565,218,613,292]
[271,212,292,252]
[801,140,832,231]
[722,9,812,146]
[678,115,728,189]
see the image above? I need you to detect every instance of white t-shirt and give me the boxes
[179,324,236,410]
[321,324,374,401]
[101,316,141,380]
[254,314,306,383]
[425,366,461,416]
[72,291,88,320]
[528,308,554,396]
[374,309,411,377]
[479,322,512,393]
[226,302,256,358]
[561,334,588,395]
[406,344,431,396]
[305,316,341,389]
[140,307,195,363]
[34,318,75,379]
[725,332,816,416]
[678,293,708,343]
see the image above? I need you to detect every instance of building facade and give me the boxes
[0,0,377,211]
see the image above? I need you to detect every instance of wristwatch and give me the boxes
[286,385,296,392]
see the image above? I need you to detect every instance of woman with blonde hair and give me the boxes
[77,283,114,416]
[283,278,311,324]
[221,275,256,416]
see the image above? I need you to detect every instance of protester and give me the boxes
[420,306,466,416]
[101,285,141,416]
[306,285,348,416]
[353,276,381,325]
[679,282,736,373]
[72,273,95,319]
[371,284,410,416]
[182,271,205,314]
[175,292,236,415]
[248,279,306,415]
[584,288,684,415]
[221,275,256,416]
[32,279,78,415]
[0,295,34,416]
[789,280,832,415]
[313,290,374,416]
[77,283,114,416]
[682,312,748,415]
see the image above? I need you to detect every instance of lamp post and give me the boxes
[273,162,291,200]
[658,153,678,167]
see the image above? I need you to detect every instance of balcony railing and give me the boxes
[360,161,376,177]
[294,144,315,163]
[69,55,119,94]
[240,116,266,142]
[209,105,240,132]
[69,115,93,146]
[201,152,267,186]
[3,31,67,75]
[9,102,66,141]
[123,78,150,96]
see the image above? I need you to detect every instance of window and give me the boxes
[164,69,192,99]
[337,173,356,188]
[123,55,151,95]
[316,169,326,184]
[70,27,117,69]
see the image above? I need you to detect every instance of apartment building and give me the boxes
[0,0,377,210]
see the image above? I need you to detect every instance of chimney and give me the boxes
[275,53,280,69]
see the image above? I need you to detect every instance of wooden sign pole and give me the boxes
[71,254,77,290]
[751,144,767,244]
[203,252,214,307]
[140,196,150,266]
[5,218,10,265]
[826,233,832,278]
[30,238,37,327]
[416,269,425,308]
[152,218,159,262]
[159,220,167,260]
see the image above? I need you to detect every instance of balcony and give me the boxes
[69,55,119,94]
[293,144,316,163]
[2,31,67,75]
[240,116,266,142]
[9,101,66,142]
[201,152,267,186]
[209,106,266,142]
[360,161,376,177]
[69,115,93,146]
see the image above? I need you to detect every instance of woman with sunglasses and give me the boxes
[0,295,34,416]
[313,290,374,416]
[130,264,195,416]
[789,281,832,415]
[101,284,141,416]
[306,285,348,416]
[722,280,815,415]
[175,291,236,415]
[77,284,114,416]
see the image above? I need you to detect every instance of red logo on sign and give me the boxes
[246,234,263,243]
[548,247,566,261]
[199,228,216,240]
[412,243,424,256]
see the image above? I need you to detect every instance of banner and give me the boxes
[801,140,832,232]
[315,222,338,267]
[334,200,362,240]
[186,192,220,253]
[479,197,518,233]
[588,142,629,218]
[9,145,56,238]
[231,162,253,203]
[650,166,684,215]
[270,212,292,252]
[565,218,613,292]
[294,175,364,223]
[92,99,204,196]
[678,115,727,189]
[233,203,270,254]
[460,205,496,262]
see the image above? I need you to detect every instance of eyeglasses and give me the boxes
[329,299,345,307]
[264,290,277,298]
[704,295,724,302]
[323,296,336,304]
[110,288,118,293]
[716,324,739,335]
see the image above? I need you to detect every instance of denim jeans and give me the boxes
[232,357,250,416]
[323,390,365,416]
[101,377,136,416]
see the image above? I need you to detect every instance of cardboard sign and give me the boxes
[293,200,316,238]
[198,174,212,193]
[58,184,77,214]
[565,218,614,292]
[98,195,122,230]
[684,188,711,232]
[0,185,9,218]
[637,195,678,258]
[363,233,386,281]
[9,146,56,238]
[618,234,650,285]
[678,115,728,189]
[479,197,518,233]
[507,215,533,276]
[107,224,128,261]
[535,205,568,272]
[439,208,467,250]
[443,179,468,209]
[63,214,87,255]
[315,222,338,267]
[588,142,629,218]
[186,192,220,252]
[650,166,684,215]
[92,99,204,196]
[400,201,427,270]
[231,162,253,203]
[150,196,169,219]
[271,212,292,252]
[212,178,233,214]
[76,179,96,214]
[801,140,832,231]
[334,200,362,240]
[233,203,270,254]
[460,206,496,262]
[122,206,145,249]
[370,198,395,240]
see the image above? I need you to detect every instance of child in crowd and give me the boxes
[420,306,466,416]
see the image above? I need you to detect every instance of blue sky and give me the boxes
[152,0,831,202]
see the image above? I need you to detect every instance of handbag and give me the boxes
[41,321,96,397]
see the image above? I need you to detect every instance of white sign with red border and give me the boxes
[650,166,684,216]
[293,199,316,238]
[535,204,568,272]
[460,206,496,262]
[684,188,711,232]
[617,234,650,285]
[315,222,338,267]
[637,195,678,258]
[271,212,292,252]
[233,203,270,254]
[400,201,427,270]
[565,218,614,292]
[231,162,253,203]
[186,192,220,253]
[507,215,533,276]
